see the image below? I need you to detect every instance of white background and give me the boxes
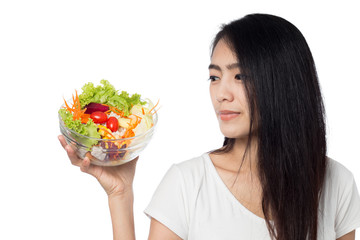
[0,0,359,239]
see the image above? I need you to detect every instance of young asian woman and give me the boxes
[58,13,360,240]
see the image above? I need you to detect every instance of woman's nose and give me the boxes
[216,79,234,102]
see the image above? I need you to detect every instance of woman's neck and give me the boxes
[228,136,259,175]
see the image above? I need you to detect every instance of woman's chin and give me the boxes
[221,131,247,140]
[220,129,257,140]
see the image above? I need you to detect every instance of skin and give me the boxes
[57,38,355,240]
[208,39,263,218]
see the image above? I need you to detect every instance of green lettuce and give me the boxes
[59,108,100,148]
[79,79,145,116]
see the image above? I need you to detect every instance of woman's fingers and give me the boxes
[58,135,101,179]
[58,135,68,149]
[80,157,93,174]
[80,157,104,181]
[58,135,82,166]
[65,145,82,166]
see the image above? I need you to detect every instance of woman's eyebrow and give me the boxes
[208,64,221,71]
[208,63,240,71]
[226,63,241,70]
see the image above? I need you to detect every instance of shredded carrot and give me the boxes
[81,114,90,124]
[151,105,161,116]
[132,114,142,121]
[103,104,125,117]
[63,90,88,122]
[148,99,160,114]
[142,107,145,115]
[75,90,81,113]
[121,114,142,139]
[123,129,135,138]
[130,115,142,129]
[72,94,75,106]
[111,108,124,117]
[63,98,73,112]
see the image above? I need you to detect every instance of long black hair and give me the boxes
[211,13,327,240]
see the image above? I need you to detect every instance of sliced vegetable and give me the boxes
[107,105,125,117]
[63,90,87,121]
[148,99,160,115]
[123,129,135,138]
[81,114,91,124]
[90,111,108,123]
[98,125,116,139]
[107,117,119,132]
[84,102,109,114]
[119,118,131,128]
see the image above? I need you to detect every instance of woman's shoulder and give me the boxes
[173,152,210,178]
[322,157,357,201]
[325,157,355,183]
[322,157,360,237]
[163,152,214,190]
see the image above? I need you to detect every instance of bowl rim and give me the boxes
[59,99,158,142]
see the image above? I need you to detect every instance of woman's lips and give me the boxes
[218,110,241,121]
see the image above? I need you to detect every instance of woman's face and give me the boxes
[209,39,253,140]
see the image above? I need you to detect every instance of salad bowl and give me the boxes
[59,106,158,166]
[58,80,158,166]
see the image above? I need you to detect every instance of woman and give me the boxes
[58,13,360,239]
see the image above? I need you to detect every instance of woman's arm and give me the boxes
[108,193,135,240]
[337,230,355,240]
[108,194,182,240]
[59,135,181,240]
[59,135,137,239]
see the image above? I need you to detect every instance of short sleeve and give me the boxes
[335,172,360,238]
[144,164,188,239]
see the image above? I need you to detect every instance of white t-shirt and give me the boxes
[144,153,360,239]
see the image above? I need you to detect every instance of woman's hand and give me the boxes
[58,135,138,198]
[59,135,138,239]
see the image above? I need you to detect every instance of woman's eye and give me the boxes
[235,74,246,80]
[208,76,220,82]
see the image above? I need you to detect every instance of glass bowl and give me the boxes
[59,103,158,166]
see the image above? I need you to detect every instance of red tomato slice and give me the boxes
[106,117,119,132]
[90,111,108,124]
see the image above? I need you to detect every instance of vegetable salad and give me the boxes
[59,80,158,161]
